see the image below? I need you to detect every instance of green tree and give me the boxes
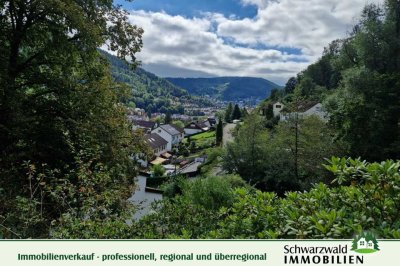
[326,1,400,161]
[241,107,248,118]
[172,120,184,129]
[224,102,233,123]
[224,99,341,194]
[0,0,143,238]
[264,103,274,120]
[270,116,342,192]
[222,114,269,184]
[284,77,297,94]
[231,104,242,120]
[164,111,172,124]
[216,119,223,146]
[189,141,196,153]
[127,101,136,108]
[151,164,166,178]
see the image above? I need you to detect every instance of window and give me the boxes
[276,105,282,108]
[360,241,364,245]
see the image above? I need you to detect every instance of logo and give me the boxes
[351,232,379,254]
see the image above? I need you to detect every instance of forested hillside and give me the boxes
[101,51,211,114]
[167,77,282,101]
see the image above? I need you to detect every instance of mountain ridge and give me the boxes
[166,76,282,101]
[101,50,211,114]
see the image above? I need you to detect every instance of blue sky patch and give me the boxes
[114,0,258,19]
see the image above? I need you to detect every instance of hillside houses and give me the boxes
[184,117,217,136]
[138,133,169,168]
[132,120,158,133]
[273,101,284,117]
[262,101,328,122]
[184,121,209,135]
[279,102,328,121]
[151,124,184,151]
[143,133,168,157]
[139,124,183,167]
[137,116,216,172]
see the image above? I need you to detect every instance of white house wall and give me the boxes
[303,103,328,121]
[152,128,173,151]
[273,102,284,117]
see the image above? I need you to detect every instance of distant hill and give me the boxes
[100,51,211,114]
[166,77,282,101]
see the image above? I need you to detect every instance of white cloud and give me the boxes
[240,0,270,8]
[124,0,384,85]
[220,0,384,56]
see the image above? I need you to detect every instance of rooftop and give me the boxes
[159,124,184,136]
[144,133,168,149]
[133,120,156,129]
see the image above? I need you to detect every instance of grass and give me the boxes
[353,249,378,254]
[183,131,216,144]
[191,131,216,140]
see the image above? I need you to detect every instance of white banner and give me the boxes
[0,240,397,266]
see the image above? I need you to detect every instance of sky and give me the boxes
[113,0,384,85]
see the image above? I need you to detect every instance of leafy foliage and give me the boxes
[223,114,342,194]
[216,119,223,146]
[0,0,144,238]
[277,0,400,161]
[129,158,400,239]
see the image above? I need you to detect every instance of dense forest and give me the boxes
[1,0,399,239]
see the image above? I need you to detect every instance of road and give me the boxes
[128,176,162,220]
[223,123,236,146]
[210,123,236,176]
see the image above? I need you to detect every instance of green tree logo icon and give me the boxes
[351,232,380,254]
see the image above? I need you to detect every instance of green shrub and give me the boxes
[137,158,400,239]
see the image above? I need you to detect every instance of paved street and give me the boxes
[223,123,236,146]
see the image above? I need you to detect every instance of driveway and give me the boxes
[223,123,236,146]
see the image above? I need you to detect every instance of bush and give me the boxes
[146,177,167,188]
[137,158,400,239]
[209,158,400,239]
[188,176,237,210]
[151,164,166,178]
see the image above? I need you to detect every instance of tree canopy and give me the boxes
[0,0,144,238]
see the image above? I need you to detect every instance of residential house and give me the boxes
[280,102,328,122]
[152,124,184,151]
[302,103,328,121]
[132,120,157,133]
[273,102,284,117]
[144,133,168,157]
[260,101,284,117]
[207,117,217,127]
[184,122,203,136]
[184,121,210,136]
[136,133,168,168]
